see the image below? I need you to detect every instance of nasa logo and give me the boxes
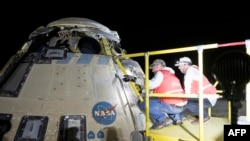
[92,101,117,125]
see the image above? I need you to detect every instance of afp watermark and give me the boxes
[224,125,250,140]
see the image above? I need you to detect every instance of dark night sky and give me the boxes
[0,3,249,82]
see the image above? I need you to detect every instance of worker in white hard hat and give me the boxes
[175,56,218,125]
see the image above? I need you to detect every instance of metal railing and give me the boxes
[121,40,249,141]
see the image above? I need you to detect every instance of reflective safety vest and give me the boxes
[154,70,187,105]
[190,66,217,94]
[191,77,217,94]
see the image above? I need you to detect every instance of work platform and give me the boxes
[149,117,229,141]
[145,98,247,141]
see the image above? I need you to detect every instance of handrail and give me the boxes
[121,40,249,141]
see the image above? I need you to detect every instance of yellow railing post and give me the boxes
[144,52,150,139]
[197,45,204,141]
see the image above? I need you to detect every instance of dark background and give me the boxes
[0,3,249,83]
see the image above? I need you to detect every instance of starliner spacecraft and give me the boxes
[0,17,146,141]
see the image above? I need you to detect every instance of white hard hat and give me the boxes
[175,57,192,66]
